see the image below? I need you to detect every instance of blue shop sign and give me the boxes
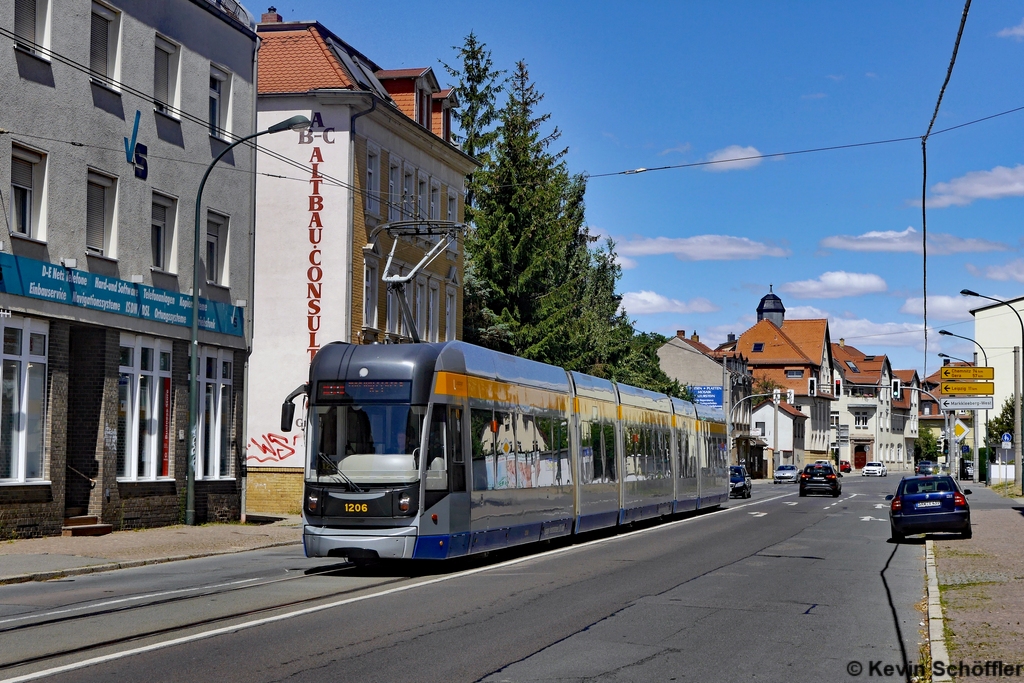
[692,385,724,408]
[0,253,243,337]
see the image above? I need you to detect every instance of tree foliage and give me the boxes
[915,428,940,461]
[753,374,783,396]
[986,395,1021,446]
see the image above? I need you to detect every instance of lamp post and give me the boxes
[938,352,971,365]
[186,114,310,525]
[960,289,1024,496]
[939,329,989,483]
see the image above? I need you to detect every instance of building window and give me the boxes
[151,194,175,272]
[414,278,426,336]
[11,146,46,239]
[205,212,227,285]
[428,282,439,342]
[402,169,414,218]
[209,65,230,138]
[445,288,456,341]
[752,342,764,353]
[363,260,378,329]
[86,170,115,256]
[429,182,440,221]
[0,317,47,483]
[447,192,456,222]
[198,347,233,479]
[830,411,839,428]
[14,0,48,51]
[417,177,428,219]
[854,411,868,429]
[786,369,804,379]
[117,336,172,480]
[89,2,119,82]
[388,161,400,222]
[154,35,179,115]
[365,148,379,215]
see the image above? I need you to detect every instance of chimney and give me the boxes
[943,358,951,366]
[690,332,700,343]
[261,6,282,22]
[676,330,686,339]
[839,338,845,348]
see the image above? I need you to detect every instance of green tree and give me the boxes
[441,32,504,221]
[915,428,941,461]
[986,395,1020,448]
[753,374,783,396]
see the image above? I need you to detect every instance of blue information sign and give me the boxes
[0,253,243,337]
[692,385,724,408]
[1003,432,1013,443]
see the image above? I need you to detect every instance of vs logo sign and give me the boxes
[124,110,148,180]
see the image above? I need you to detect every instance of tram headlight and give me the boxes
[398,494,411,512]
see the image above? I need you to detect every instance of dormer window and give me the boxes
[752,343,764,353]
[417,86,431,129]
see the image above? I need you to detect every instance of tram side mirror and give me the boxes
[281,401,296,432]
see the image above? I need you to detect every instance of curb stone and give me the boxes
[926,539,952,683]
[0,540,301,586]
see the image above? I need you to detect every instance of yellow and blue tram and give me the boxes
[285,341,729,561]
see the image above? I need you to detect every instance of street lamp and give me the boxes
[938,352,971,365]
[960,289,1024,496]
[186,114,311,525]
[939,329,990,484]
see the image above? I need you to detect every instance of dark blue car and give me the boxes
[887,475,971,541]
[730,465,751,499]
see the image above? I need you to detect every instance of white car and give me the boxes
[773,464,799,483]
[861,461,887,477]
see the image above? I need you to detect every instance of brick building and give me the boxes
[1,0,258,536]
[244,12,479,513]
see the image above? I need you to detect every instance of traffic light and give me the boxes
[942,439,949,456]
[891,378,901,399]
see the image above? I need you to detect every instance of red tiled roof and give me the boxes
[376,68,430,79]
[832,342,885,385]
[257,27,353,94]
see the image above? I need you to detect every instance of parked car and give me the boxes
[773,464,799,484]
[915,461,939,475]
[862,461,887,477]
[887,475,972,541]
[730,465,752,499]
[961,460,975,479]
[840,460,851,473]
[799,463,842,497]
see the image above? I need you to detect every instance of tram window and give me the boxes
[426,406,447,491]
[311,404,424,484]
[494,410,515,489]
[448,406,465,491]
[602,423,616,483]
[580,420,595,484]
[470,407,494,491]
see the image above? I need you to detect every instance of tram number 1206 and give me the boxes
[344,503,369,513]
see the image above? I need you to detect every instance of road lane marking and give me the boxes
[748,512,767,517]
[875,504,888,509]
[784,502,798,506]
[860,516,886,522]
[0,490,799,683]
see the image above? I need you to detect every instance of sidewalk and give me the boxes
[0,515,303,585]
[931,486,1024,669]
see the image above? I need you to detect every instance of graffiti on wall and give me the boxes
[247,432,303,464]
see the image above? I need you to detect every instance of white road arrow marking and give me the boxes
[860,516,886,522]
[784,502,798,506]
[748,511,767,517]
[874,504,887,509]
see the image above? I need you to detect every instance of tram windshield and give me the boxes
[309,403,426,484]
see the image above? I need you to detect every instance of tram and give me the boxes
[281,340,729,561]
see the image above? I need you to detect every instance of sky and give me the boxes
[269,1,1024,376]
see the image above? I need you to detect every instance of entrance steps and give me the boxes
[62,515,113,537]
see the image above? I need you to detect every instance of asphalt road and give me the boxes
[0,475,928,683]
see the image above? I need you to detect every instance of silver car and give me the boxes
[773,464,799,484]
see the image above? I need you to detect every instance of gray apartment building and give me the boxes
[1,0,258,536]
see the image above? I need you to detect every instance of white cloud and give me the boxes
[968,258,1024,283]
[899,295,976,321]
[617,235,789,261]
[819,226,1007,255]
[997,18,1024,41]
[830,318,933,350]
[927,165,1024,207]
[779,271,887,299]
[619,291,719,316]
[615,254,638,270]
[704,145,763,172]
[786,305,831,319]
[658,143,691,156]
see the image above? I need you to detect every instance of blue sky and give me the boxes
[272,1,1024,375]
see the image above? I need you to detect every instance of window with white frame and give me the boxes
[363,260,378,329]
[0,317,47,483]
[388,161,400,222]
[429,182,440,221]
[854,411,869,428]
[154,35,179,115]
[428,282,439,342]
[11,146,46,240]
[86,170,115,256]
[365,147,379,215]
[446,191,456,222]
[151,193,175,272]
[417,177,428,219]
[117,337,172,480]
[445,287,456,341]
[209,65,230,138]
[402,168,414,218]
[414,278,426,337]
[205,212,227,285]
[89,2,119,83]
[198,347,233,479]
[14,0,49,51]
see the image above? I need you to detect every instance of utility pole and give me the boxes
[972,351,979,483]
[773,388,780,471]
[1015,346,1022,495]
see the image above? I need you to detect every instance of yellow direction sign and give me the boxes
[940,381,995,395]
[940,366,995,380]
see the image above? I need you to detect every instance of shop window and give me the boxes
[198,347,233,479]
[117,336,172,480]
[0,318,47,483]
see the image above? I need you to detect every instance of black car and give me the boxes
[887,475,971,541]
[915,460,939,475]
[798,463,842,497]
[730,465,752,499]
